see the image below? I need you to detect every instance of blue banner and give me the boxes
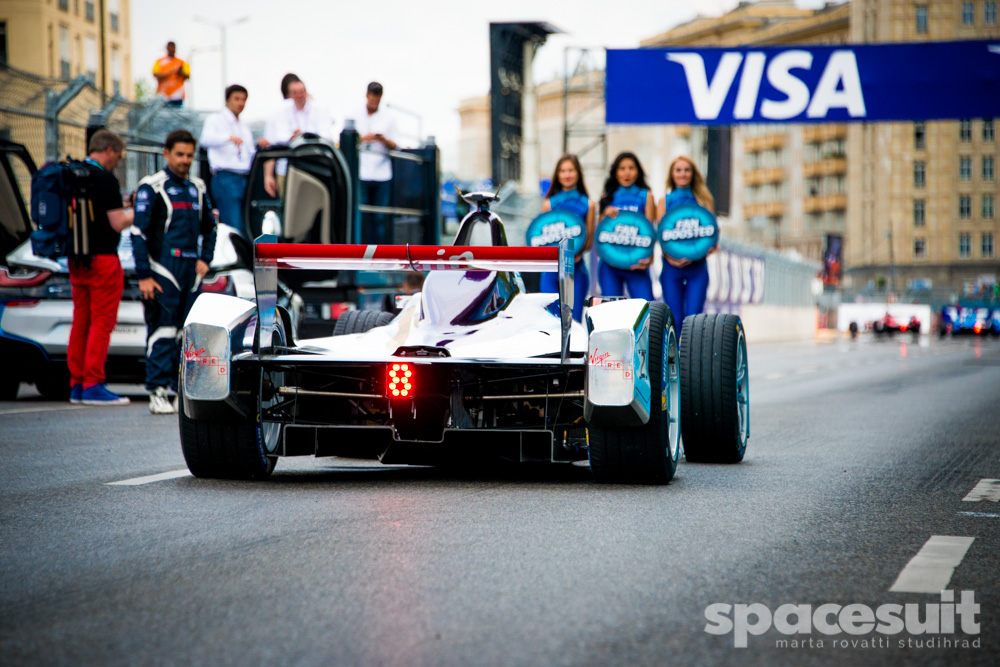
[607,41,1000,124]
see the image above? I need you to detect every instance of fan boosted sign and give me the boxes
[525,210,586,254]
[658,204,719,261]
[595,211,655,270]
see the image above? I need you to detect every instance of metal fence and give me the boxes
[0,63,207,193]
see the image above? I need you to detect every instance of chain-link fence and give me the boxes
[0,64,208,193]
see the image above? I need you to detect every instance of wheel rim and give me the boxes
[735,329,749,449]
[665,327,680,461]
[259,326,284,454]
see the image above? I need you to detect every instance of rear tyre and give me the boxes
[589,302,680,484]
[35,366,71,401]
[680,313,749,463]
[178,319,284,480]
[333,309,393,335]
[0,377,20,401]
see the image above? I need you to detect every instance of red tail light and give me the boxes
[386,363,414,398]
[974,323,983,334]
[200,274,230,293]
[0,267,52,287]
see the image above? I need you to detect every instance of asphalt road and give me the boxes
[2,334,999,666]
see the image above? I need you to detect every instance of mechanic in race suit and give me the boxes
[132,129,217,414]
[538,154,595,322]
[656,155,717,323]
[596,152,656,300]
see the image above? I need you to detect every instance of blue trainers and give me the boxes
[70,384,83,404]
[81,384,131,406]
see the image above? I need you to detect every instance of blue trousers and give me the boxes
[361,180,392,244]
[144,257,200,391]
[598,261,653,300]
[211,170,249,239]
[660,259,709,325]
[539,261,589,322]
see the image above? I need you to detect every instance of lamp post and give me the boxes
[193,15,248,88]
[186,45,220,109]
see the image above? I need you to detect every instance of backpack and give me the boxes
[29,160,95,259]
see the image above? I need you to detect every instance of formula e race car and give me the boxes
[178,193,749,484]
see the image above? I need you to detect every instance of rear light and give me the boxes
[0,267,52,287]
[974,323,983,334]
[386,363,414,398]
[200,274,231,294]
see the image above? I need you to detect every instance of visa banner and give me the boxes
[606,41,1000,124]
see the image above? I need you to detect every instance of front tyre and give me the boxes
[680,313,748,463]
[589,302,680,484]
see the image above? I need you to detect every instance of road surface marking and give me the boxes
[962,479,1000,502]
[957,511,1000,518]
[0,406,87,415]
[107,469,192,486]
[889,536,975,593]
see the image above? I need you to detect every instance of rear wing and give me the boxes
[253,237,576,361]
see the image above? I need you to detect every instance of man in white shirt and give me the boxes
[199,84,255,238]
[263,77,334,197]
[351,82,398,244]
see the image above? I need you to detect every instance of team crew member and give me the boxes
[538,154,595,322]
[597,152,656,300]
[68,130,134,406]
[133,130,217,415]
[351,82,398,244]
[263,76,334,197]
[152,41,190,107]
[199,84,254,239]
[657,156,717,323]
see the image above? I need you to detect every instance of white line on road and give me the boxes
[889,536,975,594]
[0,406,87,415]
[957,511,1000,518]
[107,469,192,486]
[962,479,1000,502]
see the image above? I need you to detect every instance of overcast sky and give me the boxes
[131,0,835,168]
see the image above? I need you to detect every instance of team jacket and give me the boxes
[132,167,217,280]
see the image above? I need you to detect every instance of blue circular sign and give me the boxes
[595,211,655,270]
[525,210,586,253]
[658,204,719,261]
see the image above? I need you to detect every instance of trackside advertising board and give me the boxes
[606,41,1000,124]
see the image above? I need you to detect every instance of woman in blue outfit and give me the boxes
[597,152,656,300]
[539,154,595,322]
[657,156,717,324]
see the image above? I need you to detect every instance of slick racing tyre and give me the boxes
[178,319,286,480]
[680,313,748,463]
[589,302,681,484]
[333,309,394,335]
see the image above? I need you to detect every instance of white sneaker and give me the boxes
[149,386,177,414]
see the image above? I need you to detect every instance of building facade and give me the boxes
[0,0,132,98]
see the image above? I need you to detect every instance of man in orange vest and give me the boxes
[153,42,190,107]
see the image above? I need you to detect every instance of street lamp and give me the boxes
[186,45,220,109]
[193,15,249,88]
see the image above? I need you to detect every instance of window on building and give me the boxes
[984,195,996,219]
[0,22,7,65]
[914,199,926,226]
[85,0,94,22]
[914,237,926,259]
[58,26,70,79]
[959,233,971,258]
[84,36,96,80]
[807,177,821,197]
[914,161,926,188]
[916,5,929,33]
[109,0,120,32]
[987,2,998,25]
[983,233,995,258]
[914,122,926,149]
[58,0,69,11]
[959,119,972,141]
[111,46,121,95]
[959,195,972,219]
[960,157,972,180]
[962,2,975,24]
[984,157,995,181]
[985,118,995,141]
